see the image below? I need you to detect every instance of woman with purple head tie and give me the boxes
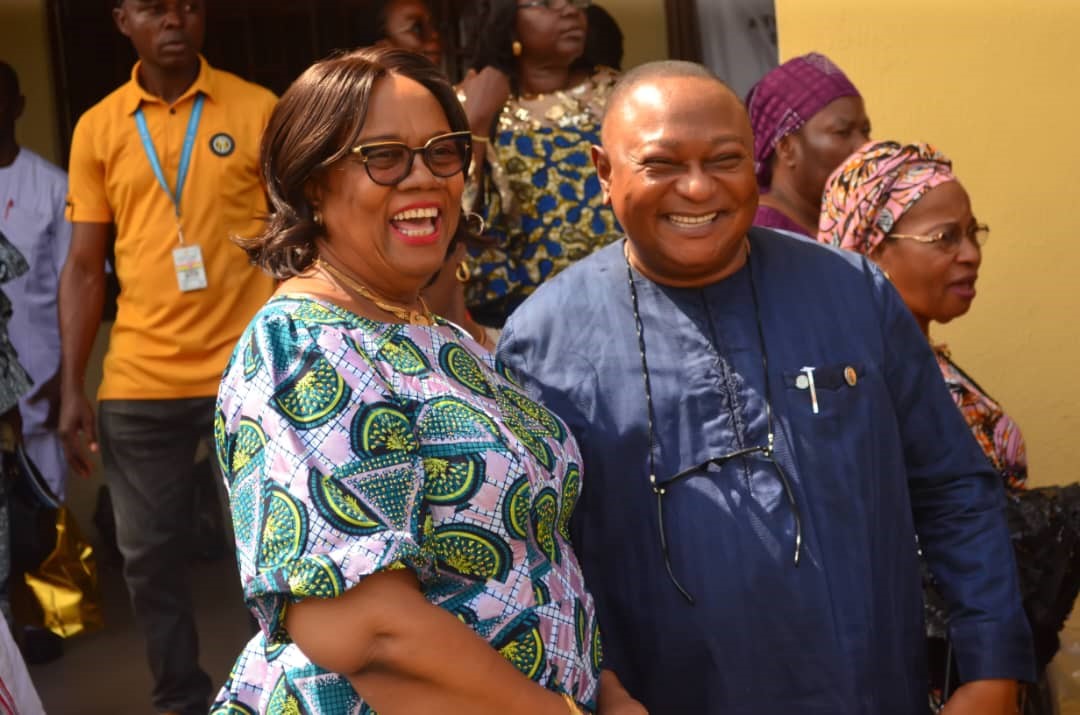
[746,53,870,237]
[819,140,1080,715]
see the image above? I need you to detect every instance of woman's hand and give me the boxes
[940,679,1019,715]
[597,670,648,715]
[458,67,512,137]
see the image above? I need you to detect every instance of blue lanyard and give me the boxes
[134,93,204,227]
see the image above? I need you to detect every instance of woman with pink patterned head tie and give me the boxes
[819,140,1080,715]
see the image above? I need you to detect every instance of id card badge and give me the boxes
[173,244,209,292]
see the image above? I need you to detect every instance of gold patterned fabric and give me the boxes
[464,68,622,324]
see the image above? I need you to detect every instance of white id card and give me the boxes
[173,244,209,292]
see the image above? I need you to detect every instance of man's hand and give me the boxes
[941,679,1019,715]
[58,386,97,477]
[597,669,648,715]
[57,219,109,477]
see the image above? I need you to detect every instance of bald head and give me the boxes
[602,60,745,146]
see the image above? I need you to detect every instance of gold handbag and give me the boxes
[22,506,104,638]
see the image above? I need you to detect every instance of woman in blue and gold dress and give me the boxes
[212,48,645,715]
[456,0,621,326]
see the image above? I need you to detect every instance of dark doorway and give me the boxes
[45,0,482,164]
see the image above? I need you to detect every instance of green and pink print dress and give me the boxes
[211,295,600,714]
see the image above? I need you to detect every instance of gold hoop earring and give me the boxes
[313,210,323,226]
[455,261,471,283]
[512,40,522,57]
[464,211,486,235]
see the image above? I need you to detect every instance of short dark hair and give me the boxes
[241,47,469,280]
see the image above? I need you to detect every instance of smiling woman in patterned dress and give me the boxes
[211,47,643,715]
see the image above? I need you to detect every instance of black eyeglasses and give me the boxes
[625,240,803,605]
[350,131,471,187]
[518,0,592,10]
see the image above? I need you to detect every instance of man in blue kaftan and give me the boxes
[497,61,1034,715]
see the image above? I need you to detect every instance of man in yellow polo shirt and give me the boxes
[57,2,275,713]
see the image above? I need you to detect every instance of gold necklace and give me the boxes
[317,258,435,326]
[466,321,494,350]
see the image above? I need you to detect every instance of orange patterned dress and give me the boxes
[934,346,1026,491]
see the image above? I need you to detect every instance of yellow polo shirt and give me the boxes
[66,57,276,400]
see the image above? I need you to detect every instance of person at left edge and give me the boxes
[0,227,31,630]
[57,2,276,714]
[0,229,37,714]
[0,57,72,667]
[0,61,71,502]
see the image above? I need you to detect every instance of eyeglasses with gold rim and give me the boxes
[888,223,990,252]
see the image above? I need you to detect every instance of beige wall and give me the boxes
[599,0,668,69]
[0,0,59,164]
[775,0,1080,488]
